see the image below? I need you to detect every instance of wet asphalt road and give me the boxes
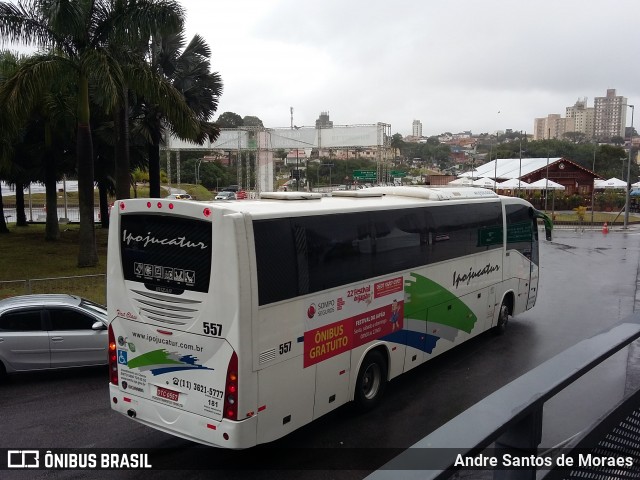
[1,227,639,480]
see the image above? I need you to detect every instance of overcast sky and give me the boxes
[5,0,639,137]
[182,0,640,136]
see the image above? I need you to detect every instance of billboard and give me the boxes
[163,124,385,151]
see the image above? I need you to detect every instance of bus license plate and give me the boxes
[157,386,180,402]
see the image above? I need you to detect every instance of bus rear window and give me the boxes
[120,214,212,293]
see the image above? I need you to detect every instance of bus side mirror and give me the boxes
[533,209,553,242]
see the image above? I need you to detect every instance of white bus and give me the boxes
[107,186,552,449]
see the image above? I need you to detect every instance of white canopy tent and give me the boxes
[528,178,565,191]
[459,169,480,179]
[595,177,627,189]
[497,178,531,189]
[472,177,497,188]
[448,177,475,186]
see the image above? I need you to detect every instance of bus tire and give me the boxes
[354,350,387,412]
[493,302,510,335]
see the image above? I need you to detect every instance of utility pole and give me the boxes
[624,104,635,228]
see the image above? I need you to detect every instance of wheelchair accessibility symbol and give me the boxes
[118,350,128,365]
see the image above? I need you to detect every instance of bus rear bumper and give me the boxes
[109,384,258,449]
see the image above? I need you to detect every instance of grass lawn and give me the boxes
[546,210,640,225]
[0,224,108,304]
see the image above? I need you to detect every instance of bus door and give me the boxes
[505,205,538,312]
[526,216,541,309]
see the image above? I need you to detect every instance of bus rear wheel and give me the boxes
[493,302,510,335]
[354,350,387,412]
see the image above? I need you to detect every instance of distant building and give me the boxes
[594,89,627,139]
[412,119,423,138]
[460,157,601,196]
[534,89,628,141]
[566,98,595,138]
[315,111,333,129]
[533,114,575,140]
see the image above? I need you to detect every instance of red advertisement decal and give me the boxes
[304,318,352,368]
[352,301,403,348]
[374,277,404,298]
[304,301,404,367]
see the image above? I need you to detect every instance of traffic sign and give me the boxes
[391,170,407,177]
[353,170,377,180]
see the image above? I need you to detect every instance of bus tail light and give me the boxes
[108,324,118,385]
[223,352,239,420]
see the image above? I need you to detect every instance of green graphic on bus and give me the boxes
[404,273,477,333]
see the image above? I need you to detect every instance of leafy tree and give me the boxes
[217,111,243,128]
[390,133,403,147]
[242,115,263,127]
[563,131,587,144]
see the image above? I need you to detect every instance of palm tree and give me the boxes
[103,4,203,201]
[3,53,78,239]
[0,0,184,266]
[139,31,223,197]
[0,51,19,234]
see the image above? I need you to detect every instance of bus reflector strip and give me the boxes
[339,370,346,375]
[157,329,173,335]
[207,424,217,430]
[124,397,131,403]
[258,405,266,412]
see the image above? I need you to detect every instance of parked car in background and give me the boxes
[236,190,247,199]
[214,191,236,200]
[165,193,192,200]
[0,294,108,378]
[222,185,240,192]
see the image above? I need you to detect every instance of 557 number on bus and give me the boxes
[202,322,222,336]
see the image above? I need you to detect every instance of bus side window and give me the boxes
[370,210,426,276]
[298,212,373,293]
[253,219,298,305]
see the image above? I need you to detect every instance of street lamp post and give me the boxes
[490,142,497,190]
[591,143,597,226]
[544,128,550,211]
[624,104,635,228]
[195,158,203,185]
[518,135,523,195]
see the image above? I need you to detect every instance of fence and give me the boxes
[0,274,107,305]
[3,205,103,223]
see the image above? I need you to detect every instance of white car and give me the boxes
[214,191,236,200]
[165,193,192,200]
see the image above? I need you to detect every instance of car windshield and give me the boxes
[80,299,107,317]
